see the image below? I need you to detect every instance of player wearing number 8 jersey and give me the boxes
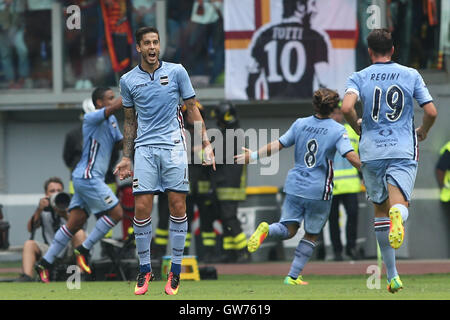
[236,88,360,285]
[342,29,437,293]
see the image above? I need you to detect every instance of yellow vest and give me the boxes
[333,124,361,195]
[216,165,247,201]
[439,142,450,202]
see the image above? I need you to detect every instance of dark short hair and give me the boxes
[44,177,64,193]
[367,29,393,56]
[135,26,160,46]
[283,0,307,18]
[92,87,111,107]
[312,88,340,117]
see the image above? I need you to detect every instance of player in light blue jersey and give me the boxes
[35,87,124,282]
[236,88,361,285]
[114,27,215,296]
[341,29,437,293]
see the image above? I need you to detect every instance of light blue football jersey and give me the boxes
[345,61,433,162]
[119,61,195,149]
[279,116,354,200]
[72,108,123,180]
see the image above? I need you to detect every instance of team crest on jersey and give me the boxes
[104,196,113,204]
[160,75,169,85]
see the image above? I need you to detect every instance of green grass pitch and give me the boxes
[1,274,449,300]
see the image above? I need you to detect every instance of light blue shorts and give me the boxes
[69,177,119,216]
[133,145,189,195]
[280,193,332,235]
[361,158,418,204]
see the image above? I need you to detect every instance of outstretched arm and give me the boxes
[234,140,284,164]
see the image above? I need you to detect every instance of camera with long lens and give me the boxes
[48,192,71,211]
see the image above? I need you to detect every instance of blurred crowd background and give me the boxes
[0,0,445,91]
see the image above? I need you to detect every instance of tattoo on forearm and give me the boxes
[186,99,208,143]
[123,108,137,158]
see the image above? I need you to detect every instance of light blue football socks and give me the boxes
[43,225,73,264]
[169,214,188,275]
[288,239,316,279]
[82,214,117,250]
[134,216,152,274]
[375,217,398,282]
[268,222,289,240]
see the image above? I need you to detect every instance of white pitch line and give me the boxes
[0,188,441,206]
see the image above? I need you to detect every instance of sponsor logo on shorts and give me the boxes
[133,178,139,189]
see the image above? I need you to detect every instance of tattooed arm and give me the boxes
[114,107,137,180]
[185,98,216,170]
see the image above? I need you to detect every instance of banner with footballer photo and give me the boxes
[224,0,357,100]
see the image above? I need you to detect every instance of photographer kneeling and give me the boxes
[16,177,86,281]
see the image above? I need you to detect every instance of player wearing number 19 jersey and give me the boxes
[345,57,432,163]
[342,29,437,293]
[240,88,361,285]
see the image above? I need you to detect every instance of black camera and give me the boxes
[48,192,71,211]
